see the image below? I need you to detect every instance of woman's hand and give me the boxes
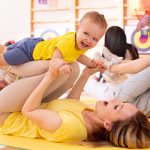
[82,62,107,77]
[67,62,106,100]
[22,58,67,115]
[89,59,99,68]
[48,58,67,77]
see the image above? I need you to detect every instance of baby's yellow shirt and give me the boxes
[33,32,87,63]
[2,99,93,142]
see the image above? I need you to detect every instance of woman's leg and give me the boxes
[0,61,80,112]
[132,88,150,117]
[0,73,45,112]
[115,66,150,102]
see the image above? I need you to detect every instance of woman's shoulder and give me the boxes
[40,99,88,142]
[40,107,87,142]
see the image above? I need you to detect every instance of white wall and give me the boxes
[0,0,124,44]
[0,0,30,43]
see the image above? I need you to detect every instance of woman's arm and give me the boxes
[110,57,150,74]
[22,71,55,113]
[67,64,106,100]
[22,59,65,132]
[67,69,89,100]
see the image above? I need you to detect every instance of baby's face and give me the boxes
[76,19,106,50]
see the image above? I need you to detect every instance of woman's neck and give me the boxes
[82,109,104,135]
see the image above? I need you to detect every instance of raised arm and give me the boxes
[110,57,150,74]
[67,63,106,100]
[22,59,65,132]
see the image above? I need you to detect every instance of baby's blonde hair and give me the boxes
[80,11,107,29]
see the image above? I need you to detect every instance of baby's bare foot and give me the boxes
[0,44,7,53]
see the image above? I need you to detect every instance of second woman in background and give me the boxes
[84,26,139,100]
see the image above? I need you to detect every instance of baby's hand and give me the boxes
[82,62,106,77]
[97,62,107,73]
[59,64,73,75]
[89,59,99,68]
[89,59,107,72]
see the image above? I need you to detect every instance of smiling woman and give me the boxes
[95,100,138,123]
[0,58,149,149]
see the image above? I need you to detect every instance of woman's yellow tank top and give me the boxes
[2,99,92,142]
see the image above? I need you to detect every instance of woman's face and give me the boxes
[95,99,138,126]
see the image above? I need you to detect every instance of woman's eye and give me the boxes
[114,105,119,110]
[84,32,88,35]
[104,101,108,106]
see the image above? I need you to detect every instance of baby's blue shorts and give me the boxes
[3,37,43,65]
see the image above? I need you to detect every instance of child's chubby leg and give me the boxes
[10,60,50,77]
[9,60,73,77]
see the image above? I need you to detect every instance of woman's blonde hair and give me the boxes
[87,111,150,148]
[109,111,150,148]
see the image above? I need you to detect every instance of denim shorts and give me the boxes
[3,37,43,65]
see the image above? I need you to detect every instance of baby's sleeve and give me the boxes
[55,38,70,58]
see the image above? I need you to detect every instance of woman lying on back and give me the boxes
[0,58,149,149]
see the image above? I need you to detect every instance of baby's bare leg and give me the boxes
[10,60,49,77]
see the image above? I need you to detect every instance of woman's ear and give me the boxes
[104,120,112,131]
